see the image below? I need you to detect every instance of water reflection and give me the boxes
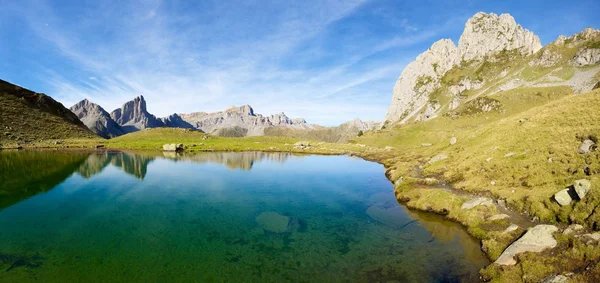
[0,150,488,282]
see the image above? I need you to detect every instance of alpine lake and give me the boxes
[0,150,489,282]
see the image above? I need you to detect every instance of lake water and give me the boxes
[0,150,489,282]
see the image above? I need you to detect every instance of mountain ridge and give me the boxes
[384,12,599,125]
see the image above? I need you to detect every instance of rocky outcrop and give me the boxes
[110,96,165,133]
[162,144,183,152]
[461,197,493,210]
[458,12,541,62]
[385,12,542,124]
[179,105,311,136]
[570,48,600,66]
[495,225,558,265]
[70,99,125,138]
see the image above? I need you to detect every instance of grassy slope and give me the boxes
[356,87,600,281]
[0,80,96,146]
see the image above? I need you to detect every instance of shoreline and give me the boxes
[3,144,597,281]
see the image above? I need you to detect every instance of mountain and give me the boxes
[109,95,166,133]
[179,105,311,136]
[383,12,598,124]
[0,79,96,145]
[264,118,380,143]
[70,99,125,138]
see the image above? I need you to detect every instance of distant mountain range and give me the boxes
[69,95,368,139]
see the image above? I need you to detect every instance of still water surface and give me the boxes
[0,150,488,282]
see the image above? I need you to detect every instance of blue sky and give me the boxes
[1,0,599,125]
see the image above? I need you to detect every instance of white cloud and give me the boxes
[16,0,443,126]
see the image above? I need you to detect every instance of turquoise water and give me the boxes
[0,151,488,282]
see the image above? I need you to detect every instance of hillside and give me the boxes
[264,118,380,143]
[384,12,600,125]
[0,79,96,146]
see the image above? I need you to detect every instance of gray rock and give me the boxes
[421,143,432,147]
[573,179,591,200]
[563,224,584,235]
[461,197,493,210]
[554,189,572,206]
[384,146,394,151]
[449,137,457,145]
[541,275,568,283]
[577,232,600,245]
[427,153,448,164]
[504,224,519,233]
[570,48,600,66]
[495,225,558,265]
[504,152,516,157]
[578,139,596,154]
[163,144,184,152]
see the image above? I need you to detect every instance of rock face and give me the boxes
[179,105,311,136]
[110,96,166,133]
[495,225,558,265]
[457,12,541,62]
[570,48,600,66]
[385,12,542,124]
[70,99,125,138]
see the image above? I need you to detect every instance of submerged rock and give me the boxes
[256,212,290,233]
[461,197,493,210]
[495,225,558,265]
[366,206,415,228]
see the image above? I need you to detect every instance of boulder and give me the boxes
[495,225,558,265]
[449,137,457,145]
[503,224,519,233]
[163,144,184,152]
[563,224,584,235]
[578,139,596,154]
[461,197,494,210]
[573,179,591,200]
[427,153,448,164]
[554,189,572,206]
[256,212,290,233]
[577,232,600,245]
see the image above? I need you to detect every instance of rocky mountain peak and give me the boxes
[110,95,162,132]
[385,12,543,124]
[70,99,124,138]
[458,12,542,61]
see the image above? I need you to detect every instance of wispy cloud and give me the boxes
[9,0,446,125]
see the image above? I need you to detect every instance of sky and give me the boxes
[1,0,599,126]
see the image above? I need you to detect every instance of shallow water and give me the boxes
[0,150,489,282]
